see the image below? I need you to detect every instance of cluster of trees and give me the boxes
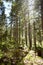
[0,0,43,64]
[0,0,43,50]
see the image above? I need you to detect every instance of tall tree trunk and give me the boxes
[28,23,32,50]
[40,0,43,30]
[10,21,12,41]
[33,22,36,52]
[25,23,27,46]
[18,17,21,46]
[13,15,18,48]
[22,24,24,47]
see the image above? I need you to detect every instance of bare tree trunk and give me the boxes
[13,15,18,48]
[40,0,43,30]
[25,23,27,46]
[33,22,36,52]
[0,26,2,45]
[18,17,21,46]
[22,25,24,47]
[28,23,32,50]
[10,21,12,41]
[39,26,42,45]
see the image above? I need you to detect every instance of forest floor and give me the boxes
[17,50,43,65]
[0,47,43,65]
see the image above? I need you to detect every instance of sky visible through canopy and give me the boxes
[1,0,35,24]
[3,0,12,17]
[2,0,34,17]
